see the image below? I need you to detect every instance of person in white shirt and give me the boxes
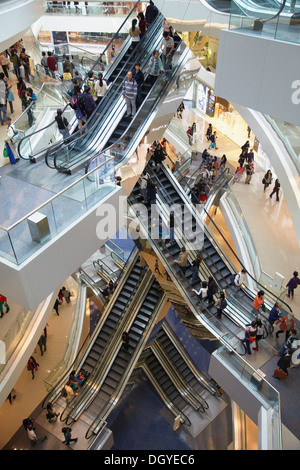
[160,30,174,69]
[193,281,208,301]
[27,425,38,445]
[234,268,247,291]
[95,72,108,104]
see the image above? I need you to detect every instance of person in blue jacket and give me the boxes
[268,302,281,326]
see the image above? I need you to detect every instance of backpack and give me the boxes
[229,274,235,285]
[61,386,67,397]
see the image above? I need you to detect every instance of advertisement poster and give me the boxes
[197,83,208,113]
[206,89,216,117]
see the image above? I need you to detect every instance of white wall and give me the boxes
[34,13,129,35]
[0,187,124,310]
[154,0,229,34]
[215,29,300,127]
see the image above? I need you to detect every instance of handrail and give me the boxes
[65,264,151,424]
[162,149,292,313]
[17,101,71,160]
[41,244,137,411]
[84,31,189,175]
[18,0,143,162]
[203,206,293,313]
[78,268,104,298]
[0,156,113,232]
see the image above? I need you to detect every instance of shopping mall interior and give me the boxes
[0,0,299,452]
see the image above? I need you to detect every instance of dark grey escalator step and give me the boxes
[109,368,122,382]
[131,324,144,336]
[114,356,128,369]
[104,375,119,390]
[132,319,147,331]
[84,357,97,370]
[90,343,103,356]
[102,324,114,335]
[101,382,115,396]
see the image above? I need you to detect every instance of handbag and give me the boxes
[273,368,287,380]
[8,89,14,101]
[3,147,8,158]
[76,107,83,119]
[248,328,256,343]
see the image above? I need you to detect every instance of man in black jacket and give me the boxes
[145,0,159,25]
[276,349,294,374]
[132,63,144,109]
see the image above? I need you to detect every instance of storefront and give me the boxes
[192,79,273,172]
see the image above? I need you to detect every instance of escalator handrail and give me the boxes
[255,0,287,22]
[203,206,292,313]
[66,266,152,424]
[19,0,146,162]
[162,149,293,313]
[128,187,247,352]
[84,32,187,174]
[51,14,165,171]
[17,101,72,160]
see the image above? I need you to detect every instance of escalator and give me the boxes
[104,33,182,149]
[156,322,221,399]
[78,255,142,377]
[127,158,292,349]
[16,1,156,163]
[44,14,165,172]
[50,23,189,174]
[84,276,164,442]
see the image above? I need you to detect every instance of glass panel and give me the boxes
[0,228,16,263]
[0,306,36,376]
[263,114,300,174]
[45,1,133,17]
[83,157,116,210]
[3,159,115,264]
[229,0,300,46]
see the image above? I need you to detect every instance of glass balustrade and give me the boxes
[45,1,133,17]
[0,157,116,265]
[216,337,281,449]
[225,188,262,280]
[263,114,300,173]
[0,306,37,376]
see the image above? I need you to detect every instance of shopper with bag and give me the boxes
[55,109,70,140]
[241,321,257,355]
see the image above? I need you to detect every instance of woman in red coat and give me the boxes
[137,12,147,38]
